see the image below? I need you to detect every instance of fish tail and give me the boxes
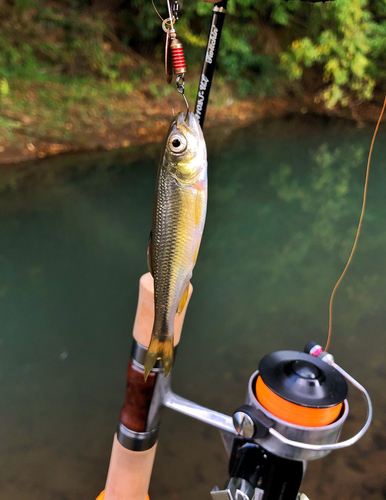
[144,336,174,380]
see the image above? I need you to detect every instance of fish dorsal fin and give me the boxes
[177,284,190,314]
[147,231,154,276]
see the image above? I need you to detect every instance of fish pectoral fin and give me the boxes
[147,231,153,276]
[144,336,174,380]
[177,284,190,315]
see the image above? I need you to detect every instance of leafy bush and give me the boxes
[125,0,386,104]
[0,0,135,80]
[0,0,385,108]
[281,0,378,107]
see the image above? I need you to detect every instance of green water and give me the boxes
[0,116,386,500]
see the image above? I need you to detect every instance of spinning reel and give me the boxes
[118,337,371,500]
[210,342,372,500]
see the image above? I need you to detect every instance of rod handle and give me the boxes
[104,434,157,500]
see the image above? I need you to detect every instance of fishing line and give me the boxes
[325,96,386,352]
[151,0,166,22]
[151,0,175,28]
[151,0,174,25]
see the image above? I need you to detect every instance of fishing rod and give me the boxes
[194,0,336,129]
[194,0,228,128]
[97,1,379,499]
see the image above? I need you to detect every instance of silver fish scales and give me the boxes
[144,111,207,379]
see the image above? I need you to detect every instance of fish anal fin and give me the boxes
[177,284,190,315]
[147,231,153,276]
[144,336,174,380]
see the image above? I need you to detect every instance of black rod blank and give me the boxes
[194,0,228,129]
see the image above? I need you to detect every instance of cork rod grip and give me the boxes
[103,273,193,500]
[104,435,156,500]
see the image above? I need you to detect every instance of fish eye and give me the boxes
[169,134,187,153]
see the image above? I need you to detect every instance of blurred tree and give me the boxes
[0,0,384,107]
[280,0,378,107]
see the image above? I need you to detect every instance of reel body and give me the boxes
[211,344,371,500]
[246,350,348,461]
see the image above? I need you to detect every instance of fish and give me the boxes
[144,111,208,380]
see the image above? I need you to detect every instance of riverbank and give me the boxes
[0,0,385,178]
[0,73,384,192]
[0,81,287,165]
[1,75,384,167]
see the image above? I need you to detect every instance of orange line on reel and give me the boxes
[255,376,343,427]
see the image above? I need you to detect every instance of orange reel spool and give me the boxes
[255,351,347,429]
[255,376,343,427]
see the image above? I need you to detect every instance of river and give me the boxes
[0,115,385,500]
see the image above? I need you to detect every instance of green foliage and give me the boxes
[128,0,385,104]
[218,23,279,96]
[281,0,379,107]
[0,0,385,112]
[0,0,136,81]
[0,78,9,96]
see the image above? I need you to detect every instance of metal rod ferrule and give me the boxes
[117,422,159,451]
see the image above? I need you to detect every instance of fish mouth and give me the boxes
[175,111,203,141]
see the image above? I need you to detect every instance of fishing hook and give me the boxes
[176,74,189,113]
